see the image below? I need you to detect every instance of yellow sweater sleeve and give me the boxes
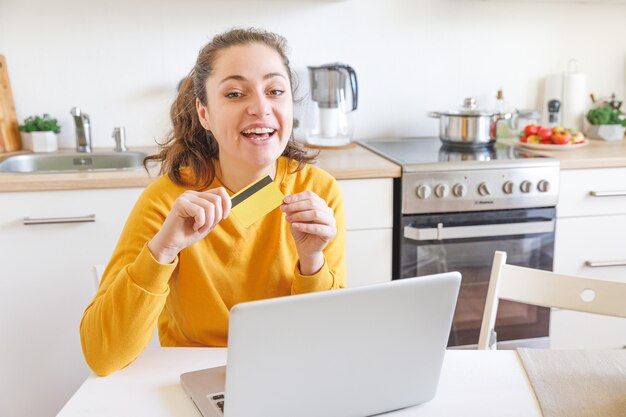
[290,167,347,294]
[80,180,179,376]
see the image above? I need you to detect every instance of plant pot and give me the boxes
[20,131,58,152]
[583,119,625,141]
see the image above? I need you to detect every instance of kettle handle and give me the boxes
[343,65,358,112]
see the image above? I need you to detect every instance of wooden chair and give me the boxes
[478,251,626,350]
[92,264,106,292]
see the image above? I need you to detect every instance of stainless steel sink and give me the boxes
[0,151,149,173]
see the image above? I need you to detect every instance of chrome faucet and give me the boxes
[70,107,92,152]
[112,127,127,152]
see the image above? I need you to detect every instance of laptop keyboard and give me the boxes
[208,392,225,414]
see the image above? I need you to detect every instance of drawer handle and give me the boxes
[23,214,96,226]
[585,260,626,268]
[589,190,626,197]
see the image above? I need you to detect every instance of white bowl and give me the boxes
[583,118,625,141]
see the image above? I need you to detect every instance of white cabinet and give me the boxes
[556,168,626,218]
[339,178,394,287]
[0,176,393,417]
[0,188,143,417]
[552,167,626,349]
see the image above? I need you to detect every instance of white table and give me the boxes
[57,348,541,417]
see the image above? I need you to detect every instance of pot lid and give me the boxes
[436,98,498,117]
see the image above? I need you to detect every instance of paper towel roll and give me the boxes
[562,71,587,132]
[542,73,563,126]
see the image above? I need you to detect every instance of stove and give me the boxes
[358,137,560,348]
[359,138,560,215]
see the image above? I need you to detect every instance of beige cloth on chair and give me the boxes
[517,348,626,417]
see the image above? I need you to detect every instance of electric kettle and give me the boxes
[304,63,358,147]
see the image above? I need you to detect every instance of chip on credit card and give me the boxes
[230,175,285,228]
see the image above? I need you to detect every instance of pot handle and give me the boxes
[428,112,441,118]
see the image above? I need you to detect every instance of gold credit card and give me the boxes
[230,175,285,228]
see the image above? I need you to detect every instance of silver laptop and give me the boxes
[180,272,461,417]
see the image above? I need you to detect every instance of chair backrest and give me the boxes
[478,251,626,350]
[93,264,106,290]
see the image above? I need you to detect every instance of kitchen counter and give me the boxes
[0,144,401,192]
[4,137,623,193]
[501,138,626,169]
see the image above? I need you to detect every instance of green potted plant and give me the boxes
[19,114,61,152]
[583,97,625,141]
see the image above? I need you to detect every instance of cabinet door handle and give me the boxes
[23,214,96,226]
[589,190,626,197]
[585,260,626,268]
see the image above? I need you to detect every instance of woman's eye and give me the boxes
[225,92,243,98]
[269,89,285,96]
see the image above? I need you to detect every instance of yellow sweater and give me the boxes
[80,157,346,376]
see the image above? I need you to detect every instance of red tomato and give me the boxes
[520,135,528,143]
[524,124,540,136]
[552,131,572,145]
[538,128,553,141]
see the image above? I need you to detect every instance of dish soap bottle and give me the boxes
[495,88,511,139]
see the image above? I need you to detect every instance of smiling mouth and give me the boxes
[241,127,277,141]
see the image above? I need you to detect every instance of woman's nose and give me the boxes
[247,93,271,116]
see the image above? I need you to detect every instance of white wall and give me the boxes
[1,0,625,150]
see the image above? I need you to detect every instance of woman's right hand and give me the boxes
[148,187,231,264]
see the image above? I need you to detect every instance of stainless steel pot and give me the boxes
[429,98,511,147]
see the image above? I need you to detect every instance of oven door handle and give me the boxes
[404,219,555,241]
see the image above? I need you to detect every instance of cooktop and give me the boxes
[359,137,560,214]
[358,138,558,173]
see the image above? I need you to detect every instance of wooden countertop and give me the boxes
[4,138,624,193]
[500,138,626,170]
[0,144,401,193]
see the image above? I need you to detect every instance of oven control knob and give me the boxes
[502,181,514,194]
[452,183,467,197]
[434,184,449,198]
[520,180,533,193]
[416,184,431,199]
[537,180,550,193]
[477,182,491,196]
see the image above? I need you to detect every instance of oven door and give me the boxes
[399,207,555,348]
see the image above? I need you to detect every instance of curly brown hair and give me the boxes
[144,28,316,190]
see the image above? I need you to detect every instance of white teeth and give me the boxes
[242,127,275,134]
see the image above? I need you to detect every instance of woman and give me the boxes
[80,28,346,376]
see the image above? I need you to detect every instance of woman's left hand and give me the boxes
[281,191,337,275]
